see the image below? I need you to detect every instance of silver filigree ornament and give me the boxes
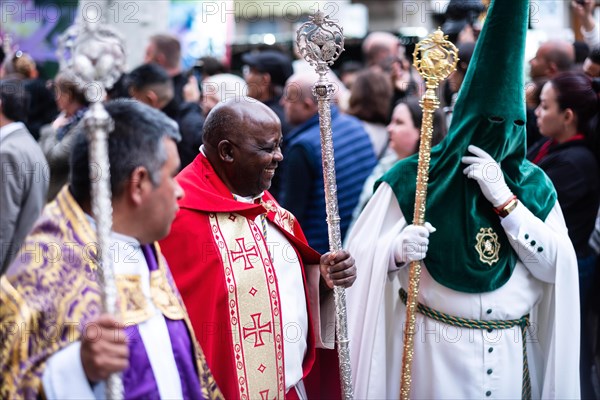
[56,7,127,399]
[296,11,353,400]
[296,11,344,80]
[57,22,126,102]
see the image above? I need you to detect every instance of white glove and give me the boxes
[394,223,436,264]
[462,145,514,207]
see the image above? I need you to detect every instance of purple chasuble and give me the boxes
[120,245,204,399]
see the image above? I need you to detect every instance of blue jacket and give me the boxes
[280,106,376,253]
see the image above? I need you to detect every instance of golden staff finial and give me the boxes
[400,28,458,400]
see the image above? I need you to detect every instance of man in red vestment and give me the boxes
[160,98,356,399]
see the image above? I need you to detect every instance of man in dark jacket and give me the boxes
[129,63,204,169]
[279,72,377,253]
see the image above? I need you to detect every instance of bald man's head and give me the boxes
[529,40,575,79]
[280,72,321,126]
[203,98,280,148]
[362,31,402,67]
[202,97,283,197]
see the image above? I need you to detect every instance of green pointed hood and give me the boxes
[378,0,556,293]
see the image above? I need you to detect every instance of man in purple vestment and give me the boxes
[0,100,222,399]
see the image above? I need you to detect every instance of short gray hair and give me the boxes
[70,99,181,202]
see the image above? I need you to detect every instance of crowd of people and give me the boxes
[1,0,599,398]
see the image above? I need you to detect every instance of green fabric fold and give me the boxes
[378,0,557,293]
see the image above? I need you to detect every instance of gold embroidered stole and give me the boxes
[209,210,287,399]
[0,188,223,400]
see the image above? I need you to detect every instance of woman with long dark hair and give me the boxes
[528,71,599,398]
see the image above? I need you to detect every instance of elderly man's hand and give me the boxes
[320,250,356,289]
[80,314,129,383]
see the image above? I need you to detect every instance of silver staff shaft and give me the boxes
[58,2,127,396]
[314,81,354,400]
[85,102,123,399]
[296,10,353,399]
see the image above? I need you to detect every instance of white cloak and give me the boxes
[346,183,580,399]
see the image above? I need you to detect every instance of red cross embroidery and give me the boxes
[230,238,259,270]
[243,313,272,347]
[259,390,270,400]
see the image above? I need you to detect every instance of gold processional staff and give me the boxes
[400,29,458,400]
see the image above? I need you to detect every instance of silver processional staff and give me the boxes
[57,1,126,398]
[296,11,354,400]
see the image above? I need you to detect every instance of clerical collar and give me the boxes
[200,144,207,157]
[84,213,142,248]
[232,193,264,204]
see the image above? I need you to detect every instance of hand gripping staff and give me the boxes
[400,29,457,400]
[296,11,353,400]
[57,2,126,398]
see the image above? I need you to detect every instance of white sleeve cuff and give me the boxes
[42,341,99,400]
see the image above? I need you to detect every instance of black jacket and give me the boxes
[528,138,600,258]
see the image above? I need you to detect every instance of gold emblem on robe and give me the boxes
[475,227,500,266]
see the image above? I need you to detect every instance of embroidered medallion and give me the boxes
[150,269,185,320]
[116,274,154,324]
[475,227,500,266]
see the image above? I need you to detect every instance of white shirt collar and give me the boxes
[232,192,264,204]
[0,122,26,142]
[84,213,142,248]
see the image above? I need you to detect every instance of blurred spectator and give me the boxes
[24,77,59,141]
[129,63,204,170]
[364,33,423,108]
[338,60,363,90]
[1,50,38,80]
[362,32,401,69]
[525,78,548,148]
[348,98,447,231]
[0,79,49,274]
[527,72,600,398]
[347,69,393,159]
[145,33,199,105]
[574,40,591,67]
[39,71,89,201]
[444,41,476,130]
[528,40,575,148]
[279,72,376,252]
[0,51,58,140]
[441,0,485,44]
[572,0,599,47]
[528,72,599,261]
[241,50,293,134]
[583,45,600,77]
[105,72,131,100]
[196,56,227,81]
[200,73,246,117]
[589,206,600,399]
[242,49,294,199]
[529,40,575,80]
